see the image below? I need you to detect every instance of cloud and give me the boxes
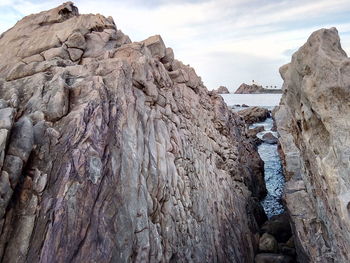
[1,0,350,90]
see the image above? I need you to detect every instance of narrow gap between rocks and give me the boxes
[247,108,298,263]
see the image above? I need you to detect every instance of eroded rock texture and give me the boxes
[275,27,350,263]
[0,2,266,262]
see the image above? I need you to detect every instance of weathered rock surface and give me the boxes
[215,86,230,94]
[254,253,293,263]
[275,27,350,263]
[0,2,266,262]
[238,107,270,125]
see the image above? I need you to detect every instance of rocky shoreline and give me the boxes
[0,2,349,263]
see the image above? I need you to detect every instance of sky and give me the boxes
[1,0,350,91]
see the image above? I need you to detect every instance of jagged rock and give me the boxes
[247,126,264,146]
[141,35,166,60]
[275,27,350,262]
[255,253,294,263]
[0,3,266,262]
[262,132,278,144]
[238,107,270,125]
[259,233,278,253]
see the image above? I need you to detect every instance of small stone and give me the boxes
[68,48,84,61]
[259,233,278,253]
[262,132,278,144]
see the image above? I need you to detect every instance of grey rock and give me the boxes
[0,108,15,130]
[0,3,267,263]
[255,253,294,263]
[141,35,166,59]
[275,27,350,262]
[2,155,23,188]
[262,132,278,144]
[259,233,278,253]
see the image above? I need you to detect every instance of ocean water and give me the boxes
[251,119,285,218]
[221,93,285,218]
[221,93,282,107]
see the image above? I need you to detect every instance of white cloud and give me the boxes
[1,0,350,91]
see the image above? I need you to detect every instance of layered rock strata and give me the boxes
[275,27,350,263]
[0,2,266,262]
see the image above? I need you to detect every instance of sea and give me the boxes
[220,93,282,107]
[221,93,284,218]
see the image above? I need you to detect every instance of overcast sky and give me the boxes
[1,0,350,91]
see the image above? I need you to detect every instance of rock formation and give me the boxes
[215,86,230,94]
[235,83,282,94]
[0,2,267,262]
[238,107,270,125]
[235,83,264,94]
[275,27,350,263]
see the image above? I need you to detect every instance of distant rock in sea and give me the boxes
[214,85,230,94]
[235,83,282,94]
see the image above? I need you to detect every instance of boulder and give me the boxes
[259,233,278,253]
[141,35,166,60]
[262,132,278,144]
[238,107,270,124]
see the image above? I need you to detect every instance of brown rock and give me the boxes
[238,106,270,124]
[275,27,350,263]
[262,132,278,144]
[259,233,278,253]
[0,3,267,262]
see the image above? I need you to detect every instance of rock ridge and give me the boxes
[275,27,350,263]
[0,2,266,262]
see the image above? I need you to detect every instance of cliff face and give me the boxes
[275,28,350,263]
[0,2,266,262]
